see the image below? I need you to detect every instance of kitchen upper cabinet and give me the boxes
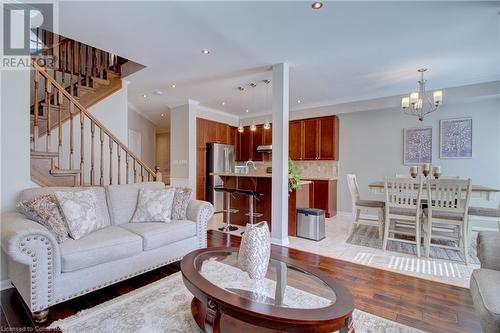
[238,127,251,161]
[289,121,303,160]
[215,122,229,144]
[251,125,264,161]
[303,119,319,160]
[263,124,272,145]
[318,116,339,160]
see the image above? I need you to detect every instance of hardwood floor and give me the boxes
[1,230,480,333]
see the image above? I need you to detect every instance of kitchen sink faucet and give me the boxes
[245,160,257,171]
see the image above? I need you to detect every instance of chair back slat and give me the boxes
[384,176,423,209]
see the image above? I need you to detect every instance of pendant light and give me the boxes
[263,79,271,130]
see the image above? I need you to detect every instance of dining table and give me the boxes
[368,181,499,201]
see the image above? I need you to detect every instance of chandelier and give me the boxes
[401,68,443,121]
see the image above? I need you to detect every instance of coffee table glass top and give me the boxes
[194,250,336,309]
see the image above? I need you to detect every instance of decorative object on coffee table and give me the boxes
[238,221,271,279]
[181,247,354,333]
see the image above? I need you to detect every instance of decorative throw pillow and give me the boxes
[17,195,69,244]
[55,189,101,240]
[171,187,193,220]
[131,188,175,223]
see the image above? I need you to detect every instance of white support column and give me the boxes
[271,63,290,245]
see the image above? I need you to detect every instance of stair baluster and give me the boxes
[90,121,95,185]
[57,90,63,167]
[80,111,85,186]
[69,102,75,169]
[117,147,121,185]
[33,71,40,150]
[100,128,104,186]
[45,80,51,152]
[69,40,74,96]
[126,152,130,184]
[109,137,113,185]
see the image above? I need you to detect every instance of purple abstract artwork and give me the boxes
[440,118,472,158]
[404,127,432,165]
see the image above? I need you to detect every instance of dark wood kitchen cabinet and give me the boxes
[289,121,303,160]
[302,119,319,160]
[238,127,251,161]
[307,179,337,218]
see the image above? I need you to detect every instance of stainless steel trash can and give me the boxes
[296,208,325,241]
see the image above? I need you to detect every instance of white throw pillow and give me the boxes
[55,189,102,240]
[131,188,175,223]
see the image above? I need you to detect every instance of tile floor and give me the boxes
[207,213,478,288]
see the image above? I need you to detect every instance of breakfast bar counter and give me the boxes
[211,173,310,236]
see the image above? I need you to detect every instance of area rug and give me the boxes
[49,262,427,333]
[346,224,479,264]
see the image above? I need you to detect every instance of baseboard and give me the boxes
[336,211,499,232]
[1,279,12,290]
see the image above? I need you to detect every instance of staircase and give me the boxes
[30,30,160,187]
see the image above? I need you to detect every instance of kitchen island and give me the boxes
[211,172,311,236]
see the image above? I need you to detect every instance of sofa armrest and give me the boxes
[1,212,61,311]
[186,200,214,248]
[477,231,500,271]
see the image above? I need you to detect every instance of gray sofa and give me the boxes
[470,231,500,333]
[0,182,213,321]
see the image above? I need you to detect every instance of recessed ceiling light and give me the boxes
[297,99,302,104]
[201,49,210,55]
[142,94,148,98]
[153,90,163,96]
[245,109,249,113]
[161,113,165,117]
[221,101,226,106]
[171,84,176,89]
[311,1,323,9]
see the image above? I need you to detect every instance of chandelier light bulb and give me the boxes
[433,90,443,105]
[409,92,419,104]
[401,96,410,109]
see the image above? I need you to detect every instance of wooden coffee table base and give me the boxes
[191,297,352,333]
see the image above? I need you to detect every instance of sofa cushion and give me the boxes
[105,182,165,225]
[19,187,111,227]
[120,220,197,251]
[131,188,175,223]
[470,269,500,333]
[477,231,500,271]
[60,226,143,272]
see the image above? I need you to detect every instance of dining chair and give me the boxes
[395,174,411,178]
[383,176,424,257]
[346,174,385,238]
[423,179,472,264]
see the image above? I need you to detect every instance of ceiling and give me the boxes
[58,1,500,130]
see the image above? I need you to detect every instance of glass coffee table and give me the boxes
[181,247,354,333]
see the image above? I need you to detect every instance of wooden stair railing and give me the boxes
[32,61,161,186]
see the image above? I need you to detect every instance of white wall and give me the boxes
[128,107,157,169]
[156,132,170,183]
[170,102,196,189]
[1,70,32,282]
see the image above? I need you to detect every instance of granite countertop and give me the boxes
[211,173,337,181]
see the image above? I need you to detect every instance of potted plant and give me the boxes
[288,159,302,192]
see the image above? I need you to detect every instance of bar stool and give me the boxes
[235,188,264,235]
[214,187,239,232]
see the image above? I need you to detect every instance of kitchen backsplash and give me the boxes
[235,160,339,179]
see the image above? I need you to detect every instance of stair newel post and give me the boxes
[85,45,90,87]
[117,146,121,185]
[109,137,113,185]
[33,70,40,151]
[99,128,104,186]
[45,80,52,152]
[79,110,85,186]
[69,102,74,169]
[90,121,95,185]
[57,90,63,167]
[100,50,105,79]
[155,166,163,183]
[69,40,74,96]
[125,152,129,184]
[92,47,97,83]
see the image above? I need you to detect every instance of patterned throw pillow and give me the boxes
[17,195,69,244]
[131,188,175,223]
[171,187,193,220]
[55,189,101,240]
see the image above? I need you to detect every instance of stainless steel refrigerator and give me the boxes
[206,143,235,213]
